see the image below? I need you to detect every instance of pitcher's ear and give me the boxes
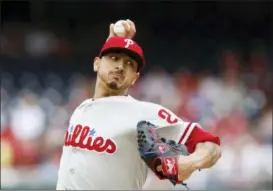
[131,72,140,86]
[94,57,100,72]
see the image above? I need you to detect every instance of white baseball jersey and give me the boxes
[56,95,195,190]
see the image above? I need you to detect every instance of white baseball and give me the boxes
[113,20,130,37]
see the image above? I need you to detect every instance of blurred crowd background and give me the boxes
[1,1,272,190]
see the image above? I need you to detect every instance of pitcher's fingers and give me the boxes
[127,19,136,38]
[122,21,131,37]
[107,23,115,40]
[109,23,115,33]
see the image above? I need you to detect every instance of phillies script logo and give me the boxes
[64,124,117,154]
[158,109,178,124]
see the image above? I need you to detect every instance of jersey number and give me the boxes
[158,109,178,124]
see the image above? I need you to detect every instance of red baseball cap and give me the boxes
[99,37,145,71]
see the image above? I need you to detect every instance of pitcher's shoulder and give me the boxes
[133,99,184,123]
[78,98,93,108]
[135,99,163,110]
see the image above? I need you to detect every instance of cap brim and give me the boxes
[100,47,144,71]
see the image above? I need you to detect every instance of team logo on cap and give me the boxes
[124,39,134,48]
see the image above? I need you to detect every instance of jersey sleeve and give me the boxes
[177,122,221,153]
[142,102,221,154]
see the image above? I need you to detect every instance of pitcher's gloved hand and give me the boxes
[137,121,190,188]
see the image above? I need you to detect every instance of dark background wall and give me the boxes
[1,1,272,77]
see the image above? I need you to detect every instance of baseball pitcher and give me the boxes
[56,19,221,190]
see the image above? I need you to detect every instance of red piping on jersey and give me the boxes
[178,123,221,153]
[178,122,192,144]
